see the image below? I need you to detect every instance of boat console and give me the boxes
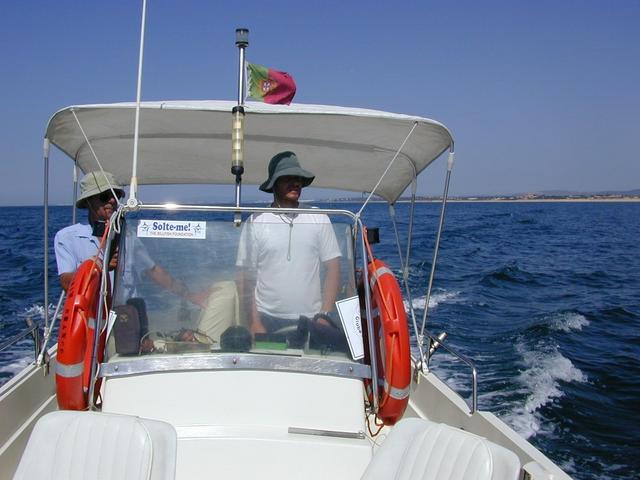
[96,207,375,478]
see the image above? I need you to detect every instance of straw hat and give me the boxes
[76,171,124,208]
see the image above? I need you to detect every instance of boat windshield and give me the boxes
[105,209,365,367]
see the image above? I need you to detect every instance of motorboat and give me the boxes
[0,20,572,480]
[0,98,572,479]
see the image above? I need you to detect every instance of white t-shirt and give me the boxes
[236,211,341,319]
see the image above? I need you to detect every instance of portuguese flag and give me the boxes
[247,63,297,105]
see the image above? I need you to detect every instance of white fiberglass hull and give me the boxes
[0,351,570,480]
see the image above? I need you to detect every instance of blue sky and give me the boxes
[0,0,638,205]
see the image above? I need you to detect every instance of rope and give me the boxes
[389,205,423,356]
[363,228,394,325]
[366,412,385,437]
[70,109,122,207]
[357,121,418,217]
[112,206,125,235]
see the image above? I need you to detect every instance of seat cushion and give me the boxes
[13,411,176,480]
[361,418,521,480]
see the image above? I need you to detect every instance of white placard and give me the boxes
[336,295,364,360]
[137,220,206,239]
[106,309,117,338]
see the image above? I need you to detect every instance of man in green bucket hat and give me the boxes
[237,151,342,337]
[258,151,315,199]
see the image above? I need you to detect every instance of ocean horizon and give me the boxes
[1,202,638,479]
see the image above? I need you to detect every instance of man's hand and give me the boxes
[313,311,337,328]
[108,250,119,271]
[250,317,267,336]
[186,286,221,309]
[59,256,104,292]
[59,272,75,292]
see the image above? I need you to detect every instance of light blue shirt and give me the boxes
[54,223,102,275]
[55,222,156,300]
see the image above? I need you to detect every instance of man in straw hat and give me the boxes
[54,171,125,291]
[54,171,200,305]
[236,151,341,335]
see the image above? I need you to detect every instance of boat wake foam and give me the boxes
[503,340,586,439]
[548,311,590,332]
[0,354,32,387]
[21,303,60,321]
[0,302,60,387]
[404,290,460,312]
[428,352,470,394]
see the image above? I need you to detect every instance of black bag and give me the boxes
[126,297,149,337]
[220,326,252,352]
[113,304,141,355]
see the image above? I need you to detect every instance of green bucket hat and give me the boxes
[76,171,125,208]
[259,151,315,193]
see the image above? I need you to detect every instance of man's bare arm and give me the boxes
[146,264,210,307]
[147,264,181,292]
[321,257,340,313]
[236,268,264,335]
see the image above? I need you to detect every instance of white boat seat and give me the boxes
[361,418,521,480]
[13,411,177,480]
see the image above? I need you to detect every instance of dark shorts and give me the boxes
[259,312,298,333]
[259,311,349,353]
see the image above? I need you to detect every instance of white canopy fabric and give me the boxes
[45,100,453,203]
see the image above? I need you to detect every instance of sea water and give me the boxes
[1,202,638,479]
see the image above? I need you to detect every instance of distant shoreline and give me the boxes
[2,196,639,208]
[328,197,640,204]
[437,197,640,203]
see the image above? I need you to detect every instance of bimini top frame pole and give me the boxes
[420,146,455,359]
[42,139,50,332]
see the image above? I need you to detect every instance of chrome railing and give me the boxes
[417,330,478,414]
[0,317,41,363]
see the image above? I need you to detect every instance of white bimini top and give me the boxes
[45,100,454,203]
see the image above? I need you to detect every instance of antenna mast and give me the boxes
[127,0,148,207]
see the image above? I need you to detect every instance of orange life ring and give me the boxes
[364,258,412,425]
[56,259,110,410]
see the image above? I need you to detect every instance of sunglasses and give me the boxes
[97,190,124,203]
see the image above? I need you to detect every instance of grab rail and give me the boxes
[0,317,41,363]
[418,330,477,414]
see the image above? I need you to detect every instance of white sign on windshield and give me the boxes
[336,295,364,360]
[107,309,117,339]
[137,220,206,239]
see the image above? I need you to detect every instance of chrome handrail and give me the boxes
[0,318,40,363]
[99,353,371,380]
[418,330,478,414]
[38,291,65,366]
